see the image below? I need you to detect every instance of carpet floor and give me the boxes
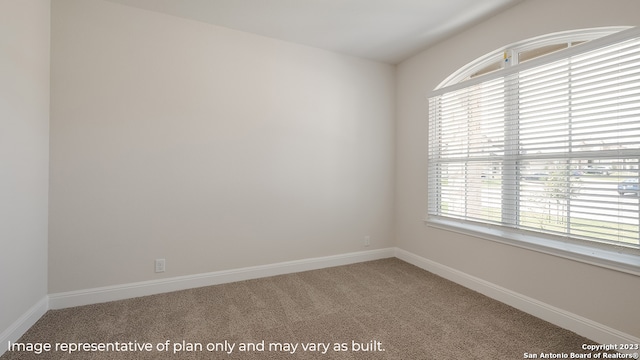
[2,258,598,359]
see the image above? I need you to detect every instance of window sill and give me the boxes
[425,216,640,277]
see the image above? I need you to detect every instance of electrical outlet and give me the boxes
[364,236,371,247]
[155,258,165,273]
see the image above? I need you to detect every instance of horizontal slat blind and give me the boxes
[428,29,640,248]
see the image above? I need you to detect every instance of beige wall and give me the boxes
[0,0,50,334]
[49,0,395,293]
[396,0,640,337]
[6,0,638,345]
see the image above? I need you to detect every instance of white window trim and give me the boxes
[437,26,631,90]
[432,26,639,97]
[426,26,640,276]
[426,216,640,276]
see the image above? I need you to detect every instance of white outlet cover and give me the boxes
[155,259,165,273]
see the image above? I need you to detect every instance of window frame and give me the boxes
[426,26,640,276]
[437,27,630,88]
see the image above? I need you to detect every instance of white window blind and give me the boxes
[428,27,640,250]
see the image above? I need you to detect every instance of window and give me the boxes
[427,27,640,273]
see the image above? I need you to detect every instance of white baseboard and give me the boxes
[49,248,396,310]
[0,296,48,356]
[394,248,640,350]
[6,247,637,358]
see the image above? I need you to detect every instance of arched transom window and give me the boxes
[427,27,640,272]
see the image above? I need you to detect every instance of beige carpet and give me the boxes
[2,258,599,359]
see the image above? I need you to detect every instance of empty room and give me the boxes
[1,0,639,358]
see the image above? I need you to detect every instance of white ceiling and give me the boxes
[104,0,524,64]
